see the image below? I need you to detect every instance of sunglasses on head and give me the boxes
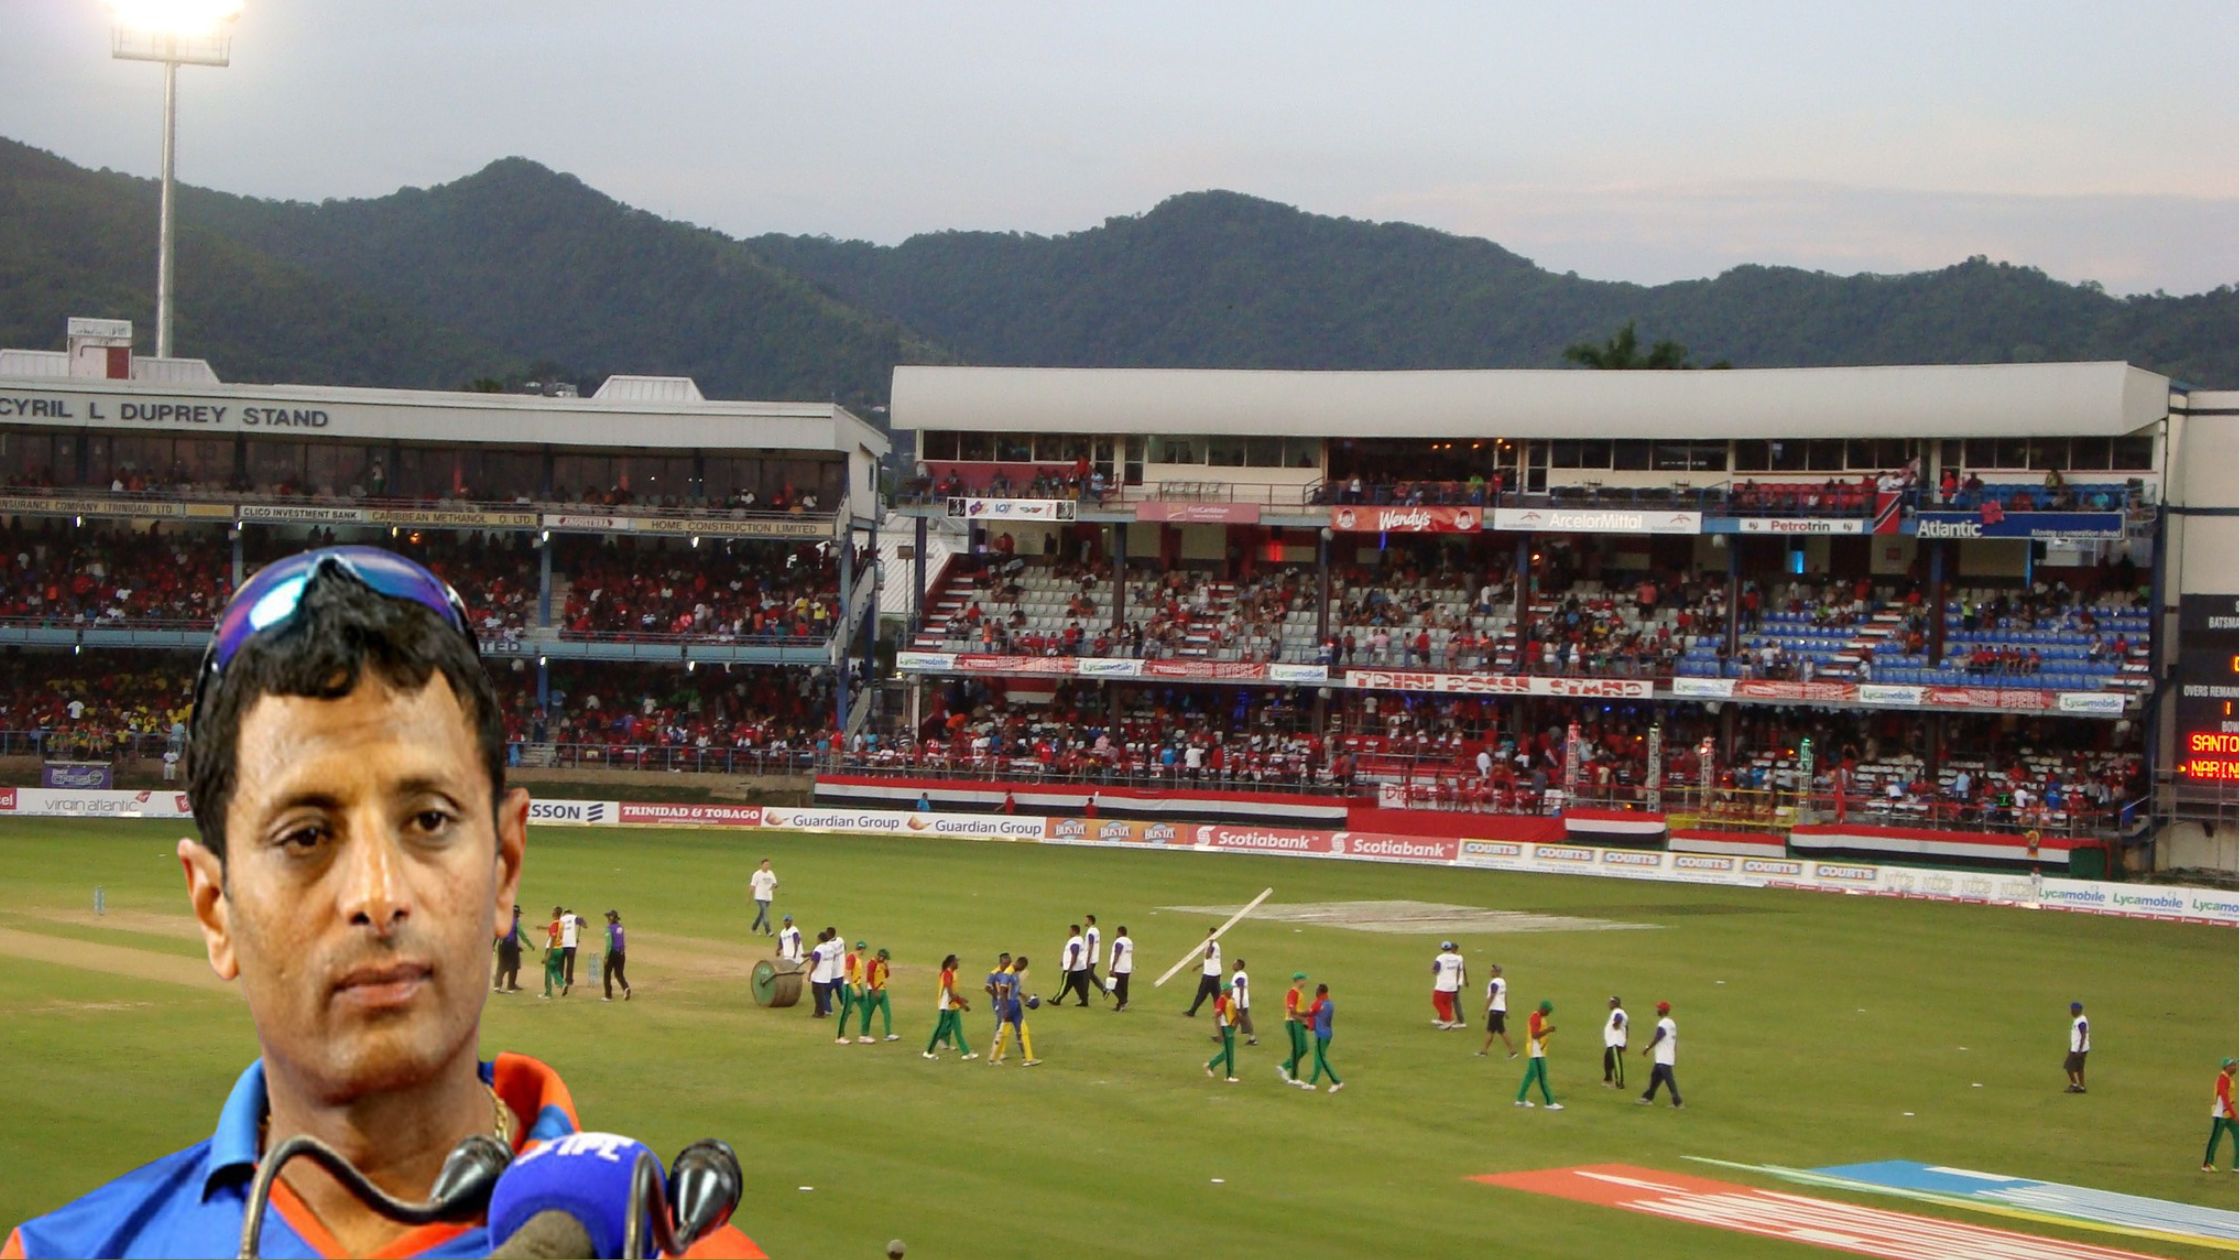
[190,547,476,732]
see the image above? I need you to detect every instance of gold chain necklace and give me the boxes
[259,1081,515,1161]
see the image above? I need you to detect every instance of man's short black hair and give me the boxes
[186,568,505,864]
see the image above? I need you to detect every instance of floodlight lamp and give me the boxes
[108,0,240,65]
[107,0,243,40]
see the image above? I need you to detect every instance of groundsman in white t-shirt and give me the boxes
[1431,945,1465,1029]
[1107,928,1134,1011]
[1639,1001,1682,1108]
[1478,965,1517,1058]
[749,859,779,936]
[1602,997,1629,1088]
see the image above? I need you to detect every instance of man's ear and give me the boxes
[179,838,237,982]
[492,787,530,937]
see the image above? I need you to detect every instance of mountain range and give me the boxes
[2,136,2231,417]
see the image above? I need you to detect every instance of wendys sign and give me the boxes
[1329,505,1480,533]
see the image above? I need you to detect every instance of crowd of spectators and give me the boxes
[0,631,2143,835]
[1718,709,2145,832]
[850,675,2145,832]
[873,680,1336,787]
[243,529,542,645]
[0,524,854,647]
[910,457,1109,504]
[926,548,2153,692]
[1312,475,1500,507]
[1516,571,1728,678]
[557,538,848,642]
[0,651,845,771]
[0,524,233,628]
[506,662,839,767]
[0,654,193,761]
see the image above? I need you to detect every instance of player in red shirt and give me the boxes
[2206,1057,2237,1173]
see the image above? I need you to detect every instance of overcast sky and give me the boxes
[7,1,2236,295]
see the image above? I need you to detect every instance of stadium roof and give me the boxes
[592,375,705,403]
[891,362,2171,440]
[0,370,888,456]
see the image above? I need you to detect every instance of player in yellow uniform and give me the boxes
[857,948,896,1043]
[1204,981,1240,1082]
[836,941,865,1043]
[1514,1000,1563,1110]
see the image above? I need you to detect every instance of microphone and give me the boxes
[667,1139,742,1246]
[488,1132,661,1260]
[487,1133,746,1259]
[236,1132,510,1260]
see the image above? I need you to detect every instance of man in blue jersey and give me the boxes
[984,950,1015,1046]
[4,548,761,1259]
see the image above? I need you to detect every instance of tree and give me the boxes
[1561,320,1694,369]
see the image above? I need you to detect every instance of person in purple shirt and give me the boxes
[602,909,631,1001]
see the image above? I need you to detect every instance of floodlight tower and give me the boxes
[107,0,243,360]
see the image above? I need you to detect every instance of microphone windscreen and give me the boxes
[487,1132,661,1260]
[668,1139,742,1244]
[429,1133,512,1217]
[488,1209,597,1260]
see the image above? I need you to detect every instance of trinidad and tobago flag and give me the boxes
[1872,492,1905,535]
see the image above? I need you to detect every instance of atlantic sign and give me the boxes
[1911,511,2124,540]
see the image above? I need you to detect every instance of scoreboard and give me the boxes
[2175,595,2239,783]
[2184,731,2239,781]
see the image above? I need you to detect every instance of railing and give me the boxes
[896,476,1323,510]
[552,628,836,649]
[530,743,817,776]
[816,752,1365,798]
[0,729,822,779]
[2153,769,2239,829]
[0,730,181,761]
[814,750,2141,837]
[0,480,835,528]
[897,476,2153,519]
[0,618,839,655]
[0,616,212,633]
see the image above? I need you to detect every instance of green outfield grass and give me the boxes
[2,818,2233,1259]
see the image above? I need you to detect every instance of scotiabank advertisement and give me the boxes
[1195,824,1336,856]
[1332,833,1458,863]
